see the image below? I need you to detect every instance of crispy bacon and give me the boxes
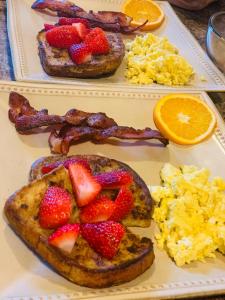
[65,109,117,128]
[31,0,147,33]
[87,11,132,27]
[15,113,65,132]
[31,0,84,16]
[9,92,38,123]
[49,125,169,154]
[9,92,118,132]
[9,92,64,132]
[120,20,149,33]
[8,92,168,154]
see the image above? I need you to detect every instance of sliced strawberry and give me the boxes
[58,17,90,28]
[39,186,72,229]
[95,170,133,189]
[46,25,81,49]
[72,23,89,40]
[63,158,91,171]
[110,187,134,222]
[68,163,101,207]
[48,223,80,253]
[81,221,125,259]
[84,27,110,55]
[69,43,92,65]
[41,161,62,174]
[80,195,115,223]
[41,158,91,175]
[44,24,57,31]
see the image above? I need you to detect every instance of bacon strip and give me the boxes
[8,92,168,154]
[9,92,64,132]
[31,0,147,33]
[9,92,117,132]
[31,0,84,16]
[15,113,65,132]
[120,20,149,33]
[9,92,38,123]
[49,125,169,154]
[86,11,132,27]
[65,109,117,128]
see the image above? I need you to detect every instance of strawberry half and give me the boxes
[80,195,115,223]
[72,23,89,40]
[84,27,110,55]
[48,223,80,253]
[63,158,91,171]
[39,186,72,229]
[95,170,133,189]
[46,25,81,49]
[44,24,57,31]
[41,162,61,174]
[58,17,90,28]
[41,158,91,175]
[68,163,101,207]
[110,187,134,222]
[81,221,125,259]
[69,43,92,65]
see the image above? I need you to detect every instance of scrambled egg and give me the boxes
[150,163,225,266]
[125,33,194,86]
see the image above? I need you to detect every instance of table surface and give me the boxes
[0,0,225,299]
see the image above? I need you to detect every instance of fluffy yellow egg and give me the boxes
[125,34,194,86]
[150,163,225,266]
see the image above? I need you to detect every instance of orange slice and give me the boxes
[153,94,217,145]
[122,0,165,31]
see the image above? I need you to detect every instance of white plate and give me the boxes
[7,0,225,91]
[0,81,225,299]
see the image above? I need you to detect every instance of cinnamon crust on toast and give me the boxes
[37,30,125,78]
[4,164,154,288]
[29,155,153,227]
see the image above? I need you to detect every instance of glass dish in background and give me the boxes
[206,11,225,73]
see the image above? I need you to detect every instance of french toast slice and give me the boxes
[29,155,153,227]
[4,165,154,288]
[37,30,125,78]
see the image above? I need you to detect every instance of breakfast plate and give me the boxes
[1,80,225,299]
[7,0,225,91]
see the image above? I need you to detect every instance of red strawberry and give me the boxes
[72,23,89,40]
[46,25,81,49]
[68,163,101,207]
[63,158,91,171]
[81,221,125,259]
[84,27,110,55]
[48,223,80,253]
[39,186,72,229]
[41,161,62,174]
[80,195,115,223]
[110,187,134,222]
[58,17,90,28]
[41,158,91,175]
[95,170,133,189]
[69,43,92,65]
[44,24,57,31]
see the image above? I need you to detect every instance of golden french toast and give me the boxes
[38,30,125,78]
[29,155,153,227]
[4,155,154,288]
